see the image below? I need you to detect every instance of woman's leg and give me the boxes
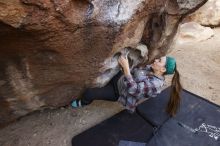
[109,71,123,98]
[72,71,123,107]
[81,84,118,105]
[81,71,123,105]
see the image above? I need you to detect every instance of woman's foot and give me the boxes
[71,99,82,108]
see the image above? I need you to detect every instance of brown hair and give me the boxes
[166,66,182,117]
[138,58,182,116]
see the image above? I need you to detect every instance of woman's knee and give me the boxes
[83,88,95,99]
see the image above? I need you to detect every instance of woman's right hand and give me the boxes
[118,55,131,76]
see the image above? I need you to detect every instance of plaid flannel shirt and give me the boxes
[117,65,165,112]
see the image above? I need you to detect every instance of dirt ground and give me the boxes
[0,28,219,146]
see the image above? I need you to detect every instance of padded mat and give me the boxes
[136,87,217,127]
[137,87,220,146]
[147,119,220,146]
[136,88,171,126]
[72,110,153,146]
[72,87,220,146]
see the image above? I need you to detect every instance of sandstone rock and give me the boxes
[187,0,220,26]
[186,0,220,26]
[0,0,208,127]
[174,22,214,45]
[136,43,148,57]
[142,0,209,62]
[0,0,27,28]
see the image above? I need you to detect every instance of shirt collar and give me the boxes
[153,74,165,81]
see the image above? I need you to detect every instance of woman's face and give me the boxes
[151,56,166,73]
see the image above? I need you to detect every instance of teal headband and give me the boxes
[165,56,176,74]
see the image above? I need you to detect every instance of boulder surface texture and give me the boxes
[186,0,220,26]
[174,22,214,45]
[0,0,207,127]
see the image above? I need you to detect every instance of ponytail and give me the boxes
[166,66,182,116]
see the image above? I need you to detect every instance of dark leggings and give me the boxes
[81,71,123,105]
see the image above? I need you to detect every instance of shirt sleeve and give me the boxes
[130,67,137,74]
[123,74,158,99]
[145,65,152,71]
[131,65,152,75]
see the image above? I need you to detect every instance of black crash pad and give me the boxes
[118,140,146,146]
[136,87,213,127]
[136,88,171,126]
[137,87,220,146]
[72,110,153,146]
[147,118,220,146]
[72,87,220,146]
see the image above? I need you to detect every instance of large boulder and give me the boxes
[185,0,220,26]
[0,0,207,127]
[173,22,214,45]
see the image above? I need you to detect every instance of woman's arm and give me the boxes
[118,55,131,76]
[118,56,157,98]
